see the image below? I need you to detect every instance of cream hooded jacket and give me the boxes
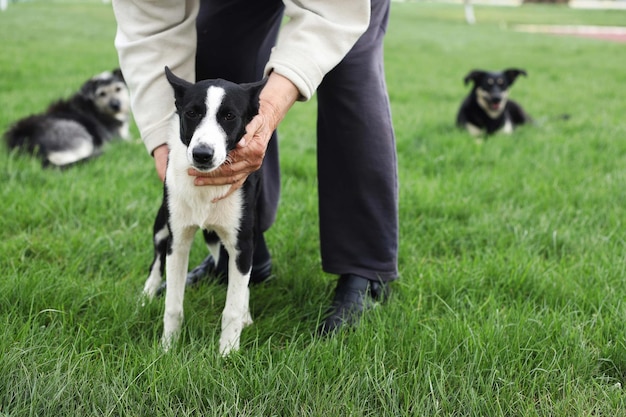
[112,0,371,155]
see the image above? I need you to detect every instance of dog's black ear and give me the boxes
[503,68,527,85]
[240,78,267,115]
[463,70,486,86]
[164,66,193,108]
[78,79,96,99]
[112,68,125,83]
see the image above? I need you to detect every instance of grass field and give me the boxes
[2,1,626,415]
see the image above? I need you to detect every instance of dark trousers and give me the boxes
[196,0,398,282]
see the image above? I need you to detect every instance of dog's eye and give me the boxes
[185,110,199,119]
[223,112,235,121]
[497,79,504,85]
[487,79,494,85]
[98,91,107,97]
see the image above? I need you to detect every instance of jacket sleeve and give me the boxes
[267,0,371,100]
[112,0,200,155]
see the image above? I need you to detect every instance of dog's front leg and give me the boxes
[219,248,253,356]
[161,226,196,351]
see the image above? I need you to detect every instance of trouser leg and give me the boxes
[316,0,398,282]
[195,0,284,232]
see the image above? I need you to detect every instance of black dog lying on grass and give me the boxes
[456,68,532,137]
[3,68,131,167]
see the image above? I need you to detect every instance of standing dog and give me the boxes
[456,68,532,137]
[142,67,265,355]
[4,69,131,167]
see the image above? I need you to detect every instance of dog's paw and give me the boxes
[219,337,239,357]
[219,321,244,356]
[139,294,151,308]
[242,310,253,327]
[140,290,156,308]
[161,336,173,352]
[142,276,162,299]
[160,331,179,352]
[219,308,253,355]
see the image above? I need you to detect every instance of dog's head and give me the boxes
[80,68,131,122]
[165,66,266,172]
[463,68,527,118]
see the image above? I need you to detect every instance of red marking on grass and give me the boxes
[567,33,626,42]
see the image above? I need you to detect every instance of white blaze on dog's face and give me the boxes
[187,86,229,171]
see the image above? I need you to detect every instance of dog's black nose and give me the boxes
[192,146,214,165]
[109,99,121,112]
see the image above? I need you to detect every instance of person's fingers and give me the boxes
[195,174,244,187]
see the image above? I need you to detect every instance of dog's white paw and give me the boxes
[160,324,181,352]
[139,282,160,307]
[243,310,253,327]
[219,310,254,356]
[142,275,162,300]
[219,318,247,356]
[161,333,176,352]
[219,334,240,357]
[139,293,152,308]
[161,309,183,352]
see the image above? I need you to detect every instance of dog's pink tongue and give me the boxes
[490,103,500,110]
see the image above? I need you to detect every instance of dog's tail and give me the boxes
[3,115,46,156]
[531,114,571,126]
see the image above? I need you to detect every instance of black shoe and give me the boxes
[155,242,273,297]
[186,249,226,286]
[317,274,390,336]
[185,247,273,285]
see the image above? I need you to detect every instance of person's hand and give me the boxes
[190,72,300,201]
[189,111,274,198]
[153,144,169,182]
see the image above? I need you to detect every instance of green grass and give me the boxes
[2,1,626,415]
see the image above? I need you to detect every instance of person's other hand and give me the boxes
[153,144,169,182]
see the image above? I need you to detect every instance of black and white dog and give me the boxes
[456,68,532,137]
[4,69,131,167]
[142,67,265,355]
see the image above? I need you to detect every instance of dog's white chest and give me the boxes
[166,170,242,234]
[165,127,244,232]
[465,122,484,137]
[499,118,514,134]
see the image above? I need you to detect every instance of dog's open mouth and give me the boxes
[488,101,501,111]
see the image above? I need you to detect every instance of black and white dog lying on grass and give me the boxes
[142,67,265,355]
[456,68,532,137]
[4,68,130,167]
